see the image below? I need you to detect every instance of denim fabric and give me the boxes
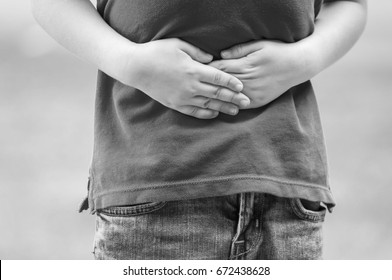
[93,193,326,260]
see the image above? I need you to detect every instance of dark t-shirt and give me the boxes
[86,0,355,212]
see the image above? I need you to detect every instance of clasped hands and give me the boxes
[130,38,313,119]
[209,39,312,110]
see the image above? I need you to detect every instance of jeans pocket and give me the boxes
[290,198,326,223]
[98,201,167,217]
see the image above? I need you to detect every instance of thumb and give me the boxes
[177,40,214,63]
[221,41,264,59]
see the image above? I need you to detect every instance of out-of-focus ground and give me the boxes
[0,2,391,259]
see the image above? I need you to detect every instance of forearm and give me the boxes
[300,0,367,76]
[31,0,138,82]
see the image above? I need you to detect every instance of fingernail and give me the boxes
[211,111,219,117]
[221,51,229,58]
[230,108,238,115]
[240,100,250,108]
[235,84,243,92]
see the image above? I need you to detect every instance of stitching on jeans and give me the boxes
[230,193,252,259]
[230,193,246,259]
[93,174,330,199]
[230,194,264,259]
[99,202,167,217]
[290,198,326,223]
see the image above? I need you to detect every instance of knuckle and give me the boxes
[184,67,198,78]
[190,107,198,116]
[203,98,211,108]
[217,102,224,112]
[213,72,222,84]
[225,76,233,87]
[230,93,235,103]
[214,87,222,99]
[217,63,225,71]
[209,100,221,111]
[205,100,215,110]
[187,84,198,95]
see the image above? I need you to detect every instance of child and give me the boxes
[32,0,367,259]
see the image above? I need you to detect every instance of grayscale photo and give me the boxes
[1,0,390,260]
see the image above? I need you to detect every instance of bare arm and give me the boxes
[31,0,135,82]
[208,0,368,108]
[31,0,250,119]
[302,0,368,76]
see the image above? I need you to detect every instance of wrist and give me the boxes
[98,36,142,86]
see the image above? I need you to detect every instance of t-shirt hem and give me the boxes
[89,175,336,213]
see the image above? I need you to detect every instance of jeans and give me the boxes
[93,193,326,260]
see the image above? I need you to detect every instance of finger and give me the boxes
[192,96,239,116]
[178,105,219,119]
[221,41,264,59]
[196,83,250,108]
[198,65,243,92]
[208,59,247,74]
[176,39,214,63]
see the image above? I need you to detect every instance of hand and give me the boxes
[209,40,315,109]
[118,38,251,119]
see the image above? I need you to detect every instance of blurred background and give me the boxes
[0,1,391,259]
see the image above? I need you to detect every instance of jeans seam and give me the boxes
[230,228,263,260]
[230,193,247,259]
[230,193,264,259]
